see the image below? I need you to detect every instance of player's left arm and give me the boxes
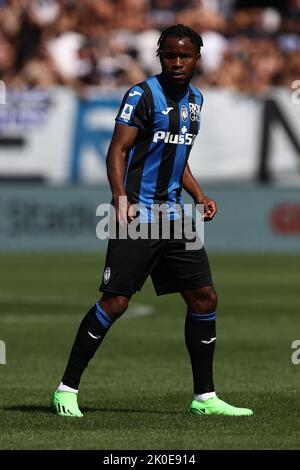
[182,163,217,221]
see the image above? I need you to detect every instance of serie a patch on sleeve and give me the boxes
[120,104,134,121]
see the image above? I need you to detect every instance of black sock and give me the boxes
[185,309,216,394]
[61,303,114,390]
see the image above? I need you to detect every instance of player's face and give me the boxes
[159,36,200,88]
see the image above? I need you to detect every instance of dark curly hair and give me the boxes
[156,24,203,56]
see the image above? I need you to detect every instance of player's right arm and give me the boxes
[107,84,149,224]
[106,124,138,225]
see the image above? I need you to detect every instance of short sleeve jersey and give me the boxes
[115,73,203,211]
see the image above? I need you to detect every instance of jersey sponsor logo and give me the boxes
[161,107,173,115]
[120,104,133,121]
[189,102,201,121]
[181,105,188,122]
[103,267,111,284]
[129,91,142,97]
[153,130,196,145]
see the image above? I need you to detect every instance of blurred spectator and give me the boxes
[0,0,299,94]
[46,15,84,81]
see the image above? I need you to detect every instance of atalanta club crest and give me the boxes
[103,267,111,284]
[181,105,188,122]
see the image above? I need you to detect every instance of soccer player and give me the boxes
[52,24,253,417]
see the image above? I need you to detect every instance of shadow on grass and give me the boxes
[3,405,184,416]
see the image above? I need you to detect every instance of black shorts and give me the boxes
[99,218,212,297]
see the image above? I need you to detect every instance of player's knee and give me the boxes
[111,296,129,315]
[208,288,218,312]
[193,286,218,314]
[100,294,129,318]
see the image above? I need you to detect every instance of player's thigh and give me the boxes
[100,236,163,296]
[151,239,213,295]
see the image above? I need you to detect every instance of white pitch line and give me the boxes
[0,292,95,307]
[0,302,154,324]
[122,304,154,319]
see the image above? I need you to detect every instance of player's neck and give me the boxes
[159,73,190,98]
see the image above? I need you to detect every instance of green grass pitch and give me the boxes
[0,252,299,450]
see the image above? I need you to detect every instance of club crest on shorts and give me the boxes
[103,267,111,284]
[181,105,188,122]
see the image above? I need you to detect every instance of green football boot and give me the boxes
[190,396,253,417]
[51,391,83,417]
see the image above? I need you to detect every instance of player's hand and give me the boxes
[127,204,136,222]
[115,195,134,227]
[195,195,217,221]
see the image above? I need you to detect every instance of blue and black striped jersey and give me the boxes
[116,73,203,212]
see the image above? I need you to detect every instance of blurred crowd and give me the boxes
[0,0,300,95]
